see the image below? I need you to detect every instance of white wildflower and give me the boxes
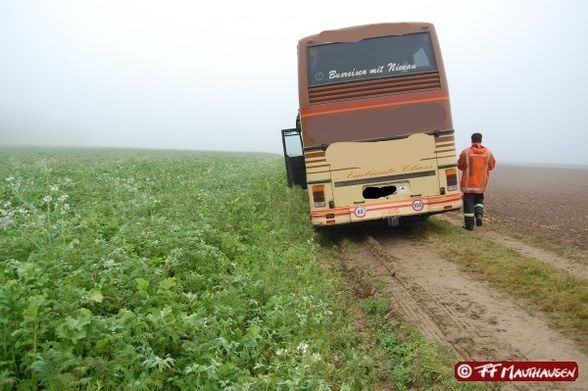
[103,259,117,269]
[58,194,69,202]
[5,176,14,182]
[2,201,11,208]
[312,353,321,362]
[276,348,286,356]
[60,204,70,214]
[49,184,59,192]
[297,342,308,354]
[42,195,52,204]
[1,216,13,229]
[63,176,72,184]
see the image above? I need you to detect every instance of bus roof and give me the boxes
[298,22,435,47]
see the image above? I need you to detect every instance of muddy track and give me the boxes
[331,222,587,391]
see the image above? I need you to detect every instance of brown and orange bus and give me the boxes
[281,23,462,226]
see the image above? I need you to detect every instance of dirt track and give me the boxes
[330,222,587,390]
[323,166,588,390]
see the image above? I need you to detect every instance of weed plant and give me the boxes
[0,148,373,390]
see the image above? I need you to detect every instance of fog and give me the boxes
[0,0,586,165]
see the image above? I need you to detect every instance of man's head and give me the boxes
[471,133,483,143]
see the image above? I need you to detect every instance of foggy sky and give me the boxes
[1,0,587,165]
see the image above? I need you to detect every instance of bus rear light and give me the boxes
[326,213,335,219]
[446,168,458,191]
[312,185,325,207]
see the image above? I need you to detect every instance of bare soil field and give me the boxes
[484,165,588,255]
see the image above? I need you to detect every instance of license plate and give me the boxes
[386,216,400,226]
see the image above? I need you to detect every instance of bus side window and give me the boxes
[284,133,303,157]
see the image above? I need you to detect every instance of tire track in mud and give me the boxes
[336,223,588,390]
[363,234,479,361]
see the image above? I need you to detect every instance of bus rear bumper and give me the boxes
[310,193,462,226]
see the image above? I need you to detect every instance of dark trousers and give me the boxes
[463,193,484,228]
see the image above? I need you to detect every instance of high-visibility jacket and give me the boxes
[457,143,496,193]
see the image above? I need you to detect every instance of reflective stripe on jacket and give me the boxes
[457,143,496,193]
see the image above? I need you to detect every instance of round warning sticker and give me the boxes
[354,206,367,218]
[411,199,425,211]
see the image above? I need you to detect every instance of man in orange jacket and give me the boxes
[457,133,496,230]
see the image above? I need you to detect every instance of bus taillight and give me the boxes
[446,168,458,191]
[312,185,325,207]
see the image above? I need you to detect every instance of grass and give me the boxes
[0,147,378,390]
[425,219,588,350]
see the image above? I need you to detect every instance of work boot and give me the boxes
[464,215,475,231]
[475,215,483,227]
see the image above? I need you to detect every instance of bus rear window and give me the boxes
[307,32,437,86]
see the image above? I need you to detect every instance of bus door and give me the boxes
[281,128,307,188]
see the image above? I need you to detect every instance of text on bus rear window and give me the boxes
[307,32,437,86]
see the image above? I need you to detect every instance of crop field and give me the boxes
[1,148,385,390]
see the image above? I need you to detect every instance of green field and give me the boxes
[0,148,375,390]
[0,147,480,390]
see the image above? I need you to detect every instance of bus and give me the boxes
[281,23,462,226]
